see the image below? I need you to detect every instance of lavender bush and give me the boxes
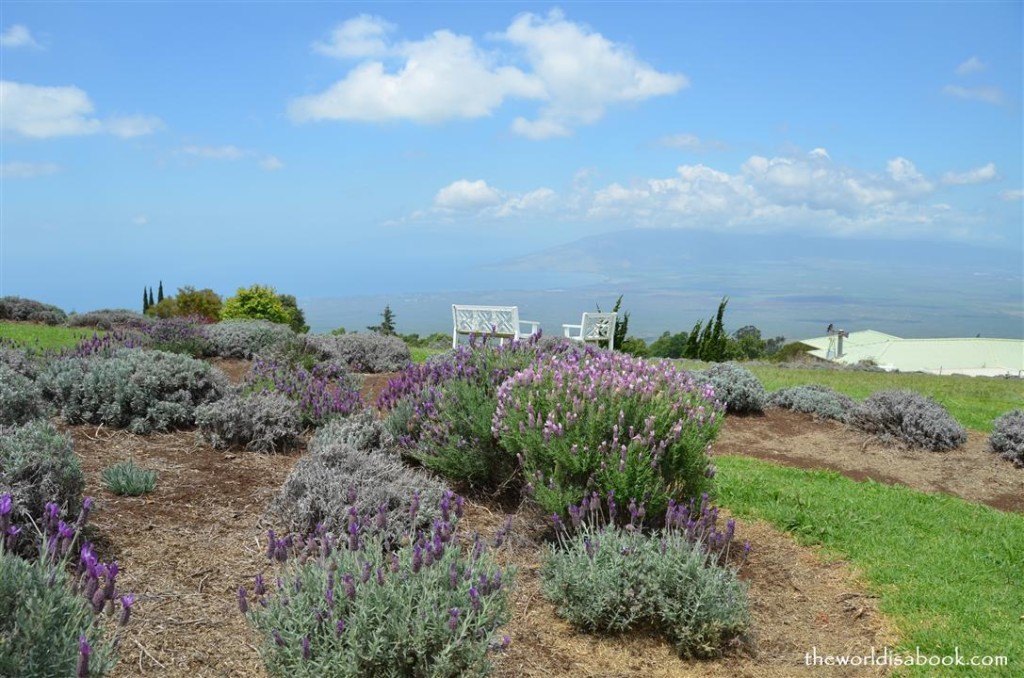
[379,335,582,490]
[196,390,303,453]
[0,343,42,379]
[848,390,967,452]
[0,363,47,426]
[272,418,448,540]
[695,363,767,415]
[246,359,362,427]
[205,320,295,359]
[307,332,412,374]
[244,492,512,677]
[0,495,133,677]
[38,348,228,434]
[494,350,723,523]
[0,421,85,554]
[768,384,855,422]
[67,309,152,330]
[989,409,1024,467]
[542,502,750,659]
[142,316,211,357]
[0,296,66,325]
[65,331,146,359]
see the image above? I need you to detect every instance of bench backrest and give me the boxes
[452,305,520,338]
[580,312,617,349]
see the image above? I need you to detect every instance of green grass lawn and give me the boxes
[410,346,446,364]
[0,321,97,351]
[715,455,1023,676]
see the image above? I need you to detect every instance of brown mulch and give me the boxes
[715,409,1024,513]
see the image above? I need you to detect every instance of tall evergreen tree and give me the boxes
[157,281,164,303]
[147,287,154,308]
[596,295,630,350]
[683,320,703,359]
[368,305,396,335]
[143,287,149,312]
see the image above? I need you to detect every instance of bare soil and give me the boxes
[67,363,1024,677]
[715,410,1024,514]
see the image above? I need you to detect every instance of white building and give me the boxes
[799,330,1024,377]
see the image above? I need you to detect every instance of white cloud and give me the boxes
[132,215,148,226]
[314,15,395,58]
[0,80,163,139]
[1,25,40,49]
[0,161,60,178]
[182,144,246,160]
[658,133,727,152]
[291,11,684,138]
[260,155,284,171]
[942,84,1003,105]
[955,56,987,76]
[941,163,997,185]
[407,150,989,240]
[434,179,502,210]
[999,189,1023,202]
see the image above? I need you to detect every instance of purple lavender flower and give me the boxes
[238,586,249,614]
[448,607,461,631]
[76,635,90,678]
[119,593,135,626]
[301,636,311,661]
[272,629,285,647]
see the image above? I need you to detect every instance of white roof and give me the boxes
[800,330,1024,377]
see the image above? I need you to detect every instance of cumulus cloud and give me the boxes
[999,189,1023,202]
[941,163,997,185]
[955,56,987,76]
[313,15,395,58]
[1,25,40,49]
[291,10,685,138]
[0,161,60,178]
[260,155,285,171]
[0,81,163,139]
[942,84,1003,105]
[132,215,148,226]
[406,150,991,240]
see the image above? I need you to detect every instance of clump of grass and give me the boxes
[101,459,157,496]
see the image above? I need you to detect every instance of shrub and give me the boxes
[143,297,180,319]
[271,418,448,540]
[102,459,158,496]
[0,296,66,325]
[196,391,302,453]
[222,284,307,332]
[541,516,749,658]
[205,319,295,359]
[308,332,412,374]
[379,335,579,490]
[246,359,362,427]
[768,384,855,422]
[0,421,85,544]
[0,363,47,426]
[67,309,152,330]
[174,286,222,322]
[848,390,967,452]
[695,363,767,414]
[38,348,229,434]
[495,350,723,523]
[67,330,147,359]
[244,492,511,678]
[0,495,133,676]
[142,316,211,357]
[0,344,41,379]
[989,409,1024,467]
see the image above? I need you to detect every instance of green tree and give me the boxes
[147,287,154,309]
[145,297,180,318]
[157,281,164,303]
[176,286,222,322]
[617,336,649,357]
[277,294,309,333]
[648,330,688,359]
[596,295,630,350]
[683,320,703,359]
[368,305,396,335]
[729,325,766,360]
[221,284,291,325]
[142,287,149,312]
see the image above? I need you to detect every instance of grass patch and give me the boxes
[0,321,96,351]
[715,455,1023,676]
[101,458,158,496]
[410,346,445,364]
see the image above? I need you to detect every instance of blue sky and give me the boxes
[1,2,1021,337]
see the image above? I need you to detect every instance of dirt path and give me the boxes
[714,410,1024,513]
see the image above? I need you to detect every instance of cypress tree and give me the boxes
[157,281,164,303]
[683,320,702,359]
[148,287,154,308]
[143,287,149,312]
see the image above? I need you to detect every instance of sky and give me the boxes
[1,1,1022,338]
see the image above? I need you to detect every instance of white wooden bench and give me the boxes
[563,312,617,350]
[452,304,540,348]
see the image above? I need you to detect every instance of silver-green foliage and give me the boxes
[0,420,84,533]
[989,409,1024,467]
[245,506,511,678]
[541,524,750,658]
[272,416,447,540]
[307,332,411,373]
[205,320,296,359]
[0,363,47,426]
[768,384,855,422]
[696,363,767,414]
[0,346,41,379]
[0,549,117,677]
[848,389,967,452]
[0,296,66,325]
[101,459,158,496]
[38,348,228,434]
[196,390,302,453]
[67,309,152,330]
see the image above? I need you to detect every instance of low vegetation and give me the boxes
[989,409,1024,467]
[848,390,967,451]
[101,459,158,496]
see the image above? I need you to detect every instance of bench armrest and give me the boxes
[519,319,540,335]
